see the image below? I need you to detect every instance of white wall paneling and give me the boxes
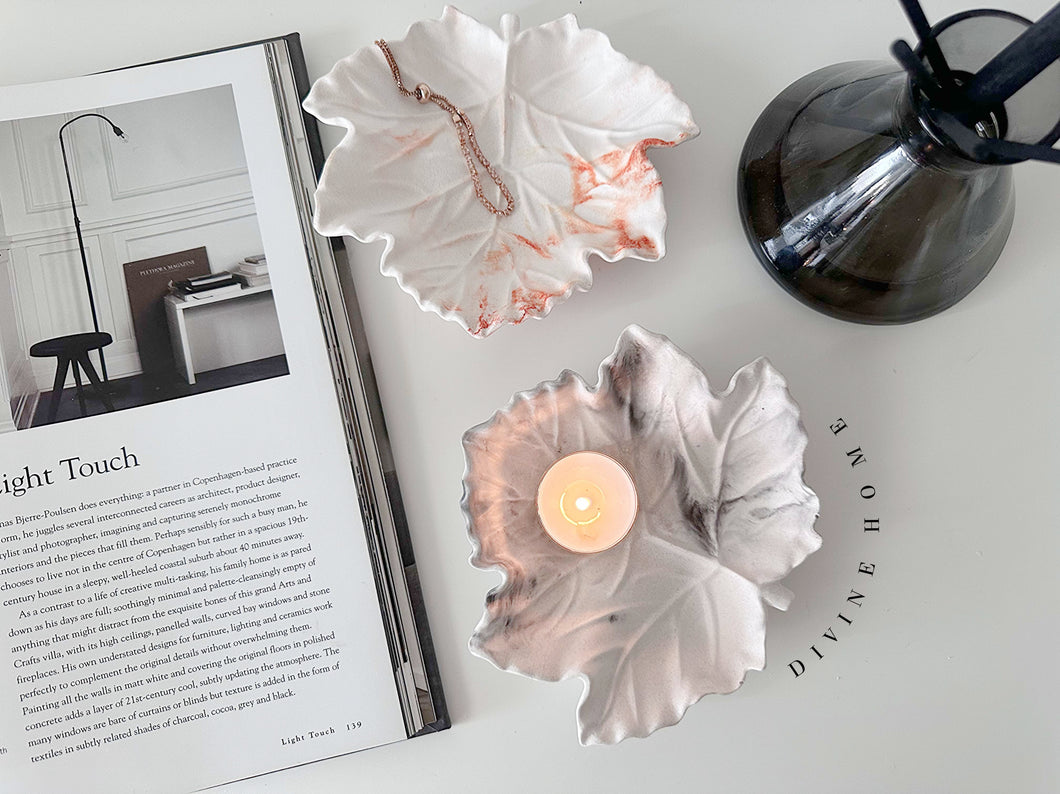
[0,368,12,434]
[20,238,109,340]
[102,86,249,201]
[116,201,263,274]
[11,113,86,215]
[12,235,135,391]
[0,248,23,433]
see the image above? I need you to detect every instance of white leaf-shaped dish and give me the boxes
[462,326,821,744]
[304,7,699,337]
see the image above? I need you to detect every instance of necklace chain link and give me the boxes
[375,39,515,217]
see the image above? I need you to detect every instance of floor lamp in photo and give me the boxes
[29,113,125,423]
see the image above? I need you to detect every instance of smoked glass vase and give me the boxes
[737,12,1060,324]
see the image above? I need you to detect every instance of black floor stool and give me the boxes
[30,332,115,422]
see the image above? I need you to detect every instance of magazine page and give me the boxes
[0,45,406,792]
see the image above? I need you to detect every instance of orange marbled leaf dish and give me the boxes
[303,7,699,337]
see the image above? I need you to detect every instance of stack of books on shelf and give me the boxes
[232,254,270,287]
[169,270,244,301]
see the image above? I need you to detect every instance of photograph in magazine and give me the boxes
[0,84,287,434]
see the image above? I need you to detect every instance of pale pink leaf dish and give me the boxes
[463,326,821,743]
[303,7,699,337]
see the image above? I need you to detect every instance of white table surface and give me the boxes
[4,1,1057,791]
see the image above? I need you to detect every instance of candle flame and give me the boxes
[560,480,604,527]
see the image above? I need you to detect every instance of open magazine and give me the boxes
[0,34,447,792]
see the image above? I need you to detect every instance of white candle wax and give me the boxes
[536,451,637,553]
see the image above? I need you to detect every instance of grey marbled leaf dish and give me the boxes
[462,325,821,744]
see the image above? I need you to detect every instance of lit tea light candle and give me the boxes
[537,451,637,553]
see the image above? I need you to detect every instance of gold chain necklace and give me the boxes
[375,39,515,217]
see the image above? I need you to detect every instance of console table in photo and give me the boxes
[164,285,284,384]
